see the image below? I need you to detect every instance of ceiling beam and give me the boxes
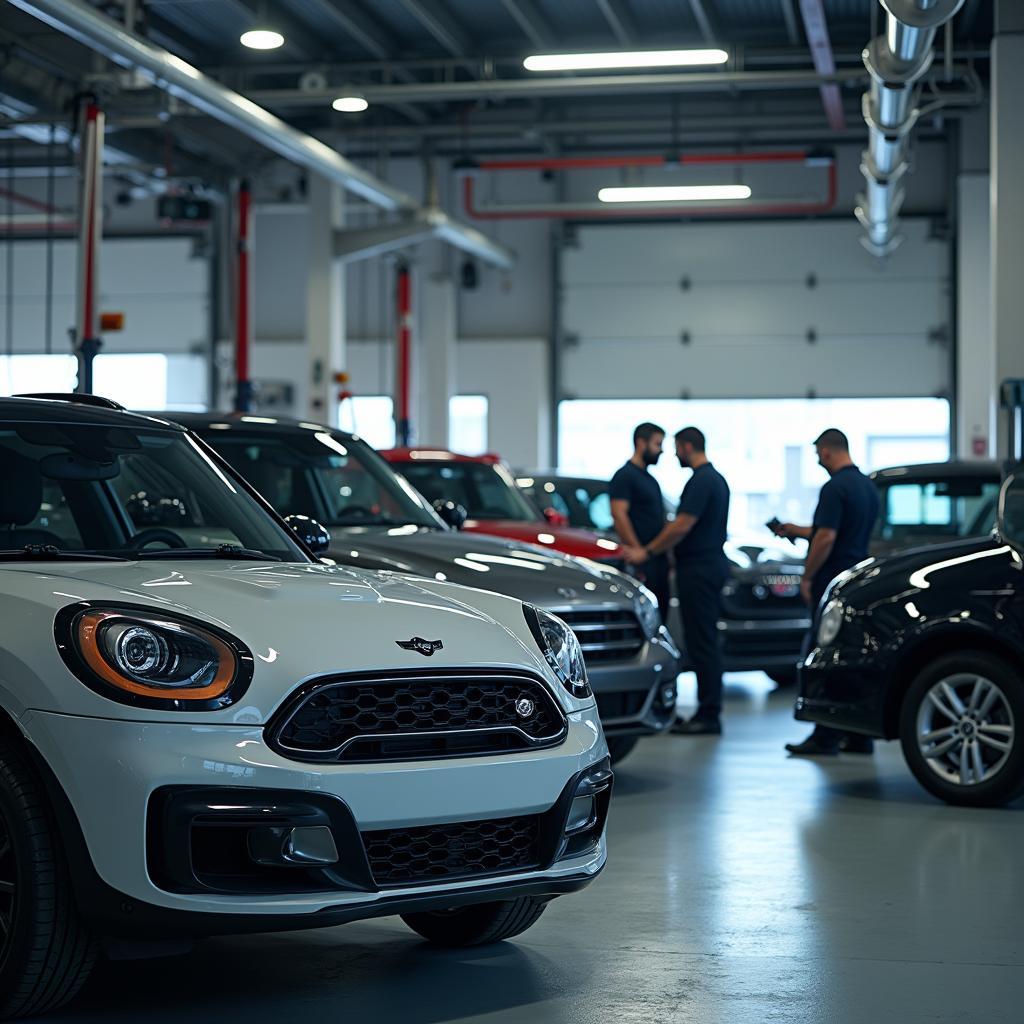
[798,0,845,131]
[595,0,637,45]
[778,0,801,46]
[396,0,472,57]
[500,0,556,50]
[687,0,720,43]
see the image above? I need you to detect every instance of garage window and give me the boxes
[339,395,489,454]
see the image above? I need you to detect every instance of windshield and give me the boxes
[399,461,542,522]
[204,430,441,530]
[872,476,1001,545]
[0,422,306,560]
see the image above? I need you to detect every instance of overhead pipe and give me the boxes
[8,0,513,269]
[461,151,837,220]
[856,0,965,256]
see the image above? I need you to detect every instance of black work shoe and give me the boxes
[670,717,722,736]
[838,734,875,754]
[785,736,838,757]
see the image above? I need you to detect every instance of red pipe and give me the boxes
[235,180,252,411]
[462,150,836,220]
[395,262,412,447]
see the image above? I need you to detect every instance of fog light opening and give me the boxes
[565,795,597,836]
[660,683,677,708]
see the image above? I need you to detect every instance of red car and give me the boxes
[379,447,625,566]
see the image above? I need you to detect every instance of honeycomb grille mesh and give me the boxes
[362,815,540,886]
[270,673,565,762]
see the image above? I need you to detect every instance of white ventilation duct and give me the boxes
[857,0,965,256]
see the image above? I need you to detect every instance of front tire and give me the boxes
[0,739,96,1020]
[899,651,1024,807]
[401,896,549,947]
[605,735,639,764]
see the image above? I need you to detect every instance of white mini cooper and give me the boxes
[0,395,610,1019]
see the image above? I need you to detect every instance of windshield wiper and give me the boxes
[0,545,130,562]
[133,544,283,562]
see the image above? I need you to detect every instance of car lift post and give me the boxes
[74,97,103,394]
[234,179,253,412]
[395,260,412,446]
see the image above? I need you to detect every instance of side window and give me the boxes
[547,491,571,519]
[587,491,613,531]
[25,479,85,547]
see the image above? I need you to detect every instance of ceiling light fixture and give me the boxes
[523,49,728,72]
[598,185,752,203]
[332,91,369,113]
[240,29,284,50]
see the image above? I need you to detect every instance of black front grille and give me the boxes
[556,608,645,663]
[362,815,541,887]
[595,690,647,721]
[268,670,566,763]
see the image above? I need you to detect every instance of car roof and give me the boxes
[380,447,501,464]
[143,410,362,444]
[870,460,1002,481]
[0,395,184,431]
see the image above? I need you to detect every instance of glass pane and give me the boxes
[1001,475,1024,547]
[340,396,395,449]
[449,395,488,455]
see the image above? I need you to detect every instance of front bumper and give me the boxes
[21,706,608,931]
[795,644,889,737]
[587,633,679,737]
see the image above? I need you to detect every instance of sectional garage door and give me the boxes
[559,218,951,400]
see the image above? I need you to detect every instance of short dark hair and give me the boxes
[814,428,849,452]
[675,426,706,452]
[633,422,665,446]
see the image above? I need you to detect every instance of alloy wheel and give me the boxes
[915,673,1015,787]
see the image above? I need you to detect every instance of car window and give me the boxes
[874,478,1000,542]
[21,477,86,548]
[400,462,541,522]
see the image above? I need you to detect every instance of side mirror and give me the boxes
[284,513,331,554]
[542,506,569,528]
[432,499,467,530]
[997,471,1024,553]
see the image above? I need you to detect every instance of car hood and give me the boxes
[461,520,622,561]
[830,536,1016,608]
[0,559,563,724]
[325,526,639,610]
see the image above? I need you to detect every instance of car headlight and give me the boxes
[523,604,591,699]
[633,585,661,640]
[817,599,845,647]
[56,603,254,709]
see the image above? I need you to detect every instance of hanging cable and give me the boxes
[44,123,55,354]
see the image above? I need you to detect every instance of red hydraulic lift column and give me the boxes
[234,179,253,412]
[395,261,412,447]
[74,97,104,394]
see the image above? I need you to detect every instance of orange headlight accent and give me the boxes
[76,610,237,701]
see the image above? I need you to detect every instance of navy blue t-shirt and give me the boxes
[674,462,730,563]
[609,461,665,545]
[811,464,880,587]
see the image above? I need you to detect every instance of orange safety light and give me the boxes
[99,312,125,331]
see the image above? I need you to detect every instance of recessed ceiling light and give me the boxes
[598,185,752,203]
[332,93,369,113]
[523,49,728,72]
[240,29,284,50]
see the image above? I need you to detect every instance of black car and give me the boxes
[797,467,1024,807]
[518,473,810,684]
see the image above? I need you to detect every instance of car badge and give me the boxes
[515,697,536,719]
[396,637,443,657]
[556,586,578,599]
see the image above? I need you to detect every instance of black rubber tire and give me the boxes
[401,896,549,947]
[605,735,639,764]
[899,651,1024,808]
[0,739,97,1020]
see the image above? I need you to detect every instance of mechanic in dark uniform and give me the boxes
[609,422,670,620]
[773,428,880,756]
[625,427,730,736]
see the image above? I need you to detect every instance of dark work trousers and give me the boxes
[677,556,731,721]
[799,574,845,748]
[638,554,671,623]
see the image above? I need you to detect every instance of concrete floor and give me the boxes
[56,675,1024,1023]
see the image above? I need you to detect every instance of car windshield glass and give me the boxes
[873,476,1001,543]
[399,461,542,522]
[206,430,440,529]
[0,423,306,561]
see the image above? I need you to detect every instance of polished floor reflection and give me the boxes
[53,675,1024,1023]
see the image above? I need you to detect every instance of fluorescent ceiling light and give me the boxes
[240,29,284,50]
[524,49,728,72]
[598,185,752,203]
[332,94,369,113]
